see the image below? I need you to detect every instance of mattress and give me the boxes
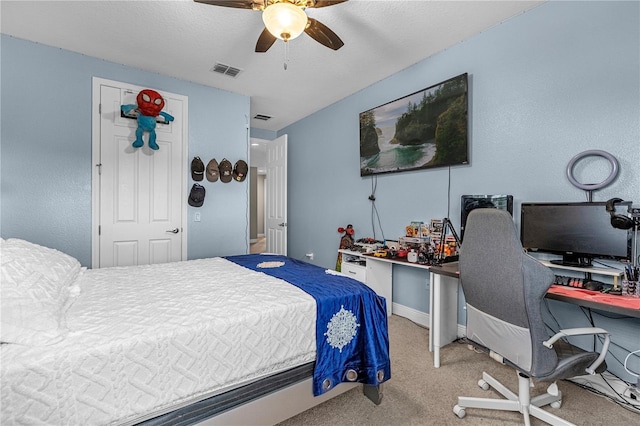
[1,257,317,425]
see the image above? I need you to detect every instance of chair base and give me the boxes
[453,371,575,426]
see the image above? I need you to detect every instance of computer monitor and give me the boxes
[520,201,632,267]
[460,195,513,241]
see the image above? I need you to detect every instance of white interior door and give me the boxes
[92,78,187,268]
[266,134,288,255]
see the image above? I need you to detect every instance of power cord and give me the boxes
[624,349,640,378]
[369,176,385,241]
[446,166,452,218]
[570,373,640,414]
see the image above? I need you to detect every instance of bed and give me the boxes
[0,238,390,425]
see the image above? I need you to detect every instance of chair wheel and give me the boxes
[453,404,466,418]
[550,400,562,409]
[478,379,490,390]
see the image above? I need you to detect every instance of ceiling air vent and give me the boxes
[210,62,242,78]
[253,114,272,121]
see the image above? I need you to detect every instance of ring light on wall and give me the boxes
[566,150,619,199]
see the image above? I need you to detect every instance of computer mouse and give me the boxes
[583,281,603,292]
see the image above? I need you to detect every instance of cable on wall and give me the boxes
[369,176,385,241]
[446,166,452,219]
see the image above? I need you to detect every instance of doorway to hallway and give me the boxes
[250,237,266,254]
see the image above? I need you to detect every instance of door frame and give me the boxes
[90,77,189,268]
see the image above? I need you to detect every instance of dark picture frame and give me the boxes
[359,73,469,176]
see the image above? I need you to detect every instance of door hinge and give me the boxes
[96,163,102,175]
[98,225,101,236]
[99,103,101,114]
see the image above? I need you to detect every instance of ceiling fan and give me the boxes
[195,0,347,52]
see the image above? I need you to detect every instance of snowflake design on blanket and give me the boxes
[257,261,285,268]
[324,305,360,352]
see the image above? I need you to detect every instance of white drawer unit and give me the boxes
[338,249,393,316]
[342,261,366,283]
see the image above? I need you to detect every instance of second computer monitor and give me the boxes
[460,194,514,241]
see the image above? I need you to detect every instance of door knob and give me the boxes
[278,223,287,227]
[166,228,179,234]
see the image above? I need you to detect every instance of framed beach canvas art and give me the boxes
[359,73,469,176]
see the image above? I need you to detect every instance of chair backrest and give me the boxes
[459,209,557,376]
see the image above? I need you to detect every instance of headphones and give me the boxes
[605,198,634,230]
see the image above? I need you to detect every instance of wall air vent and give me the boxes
[210,62,242,78]
[253,114,272,121]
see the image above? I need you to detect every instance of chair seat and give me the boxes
[464,338,605,382]
[537,340,606,382]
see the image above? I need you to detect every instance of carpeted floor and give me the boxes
[277,315,639,425]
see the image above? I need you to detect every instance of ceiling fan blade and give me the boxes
[304,18,344,50]
[193,0,257,9]
[308,0,348,8]
[255,27,277,52]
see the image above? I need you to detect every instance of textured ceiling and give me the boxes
[1,0,544,132]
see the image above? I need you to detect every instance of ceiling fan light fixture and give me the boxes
[262,2,308,41]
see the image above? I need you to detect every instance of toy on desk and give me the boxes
[335,224,355,272]
[373,249,389,258]
[121,89,174,150]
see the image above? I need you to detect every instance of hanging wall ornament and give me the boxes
[121,89,174,150]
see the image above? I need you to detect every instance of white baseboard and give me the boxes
[392,302,429,327]
[392,302,466,338]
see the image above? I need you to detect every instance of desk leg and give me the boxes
[429,273,459,368]
[433,273,442,367]
[428,273,434,353]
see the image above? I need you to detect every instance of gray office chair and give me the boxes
[453,209,609,426]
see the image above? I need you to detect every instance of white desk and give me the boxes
[426,261,640,368]
[340,250,459,368]
[347,252,639,370]
[428,262,461,368]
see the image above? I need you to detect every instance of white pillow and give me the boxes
[1,239,81,345]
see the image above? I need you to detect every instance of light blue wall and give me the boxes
[282,0,639,273]
[250,127,277,141]
[1,35,251,266]
[280,1,640,382]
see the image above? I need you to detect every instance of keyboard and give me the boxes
[553,274,605,291]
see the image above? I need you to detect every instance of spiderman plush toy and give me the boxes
[121,89,174,150]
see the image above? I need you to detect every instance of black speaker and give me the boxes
[606,198,634,230]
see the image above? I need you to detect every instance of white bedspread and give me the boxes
[1,257,316,425]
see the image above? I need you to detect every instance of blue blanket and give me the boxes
[225,254,391,396]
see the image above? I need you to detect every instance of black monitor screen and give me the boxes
[460,194,513,241]
[520,202,632,267]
